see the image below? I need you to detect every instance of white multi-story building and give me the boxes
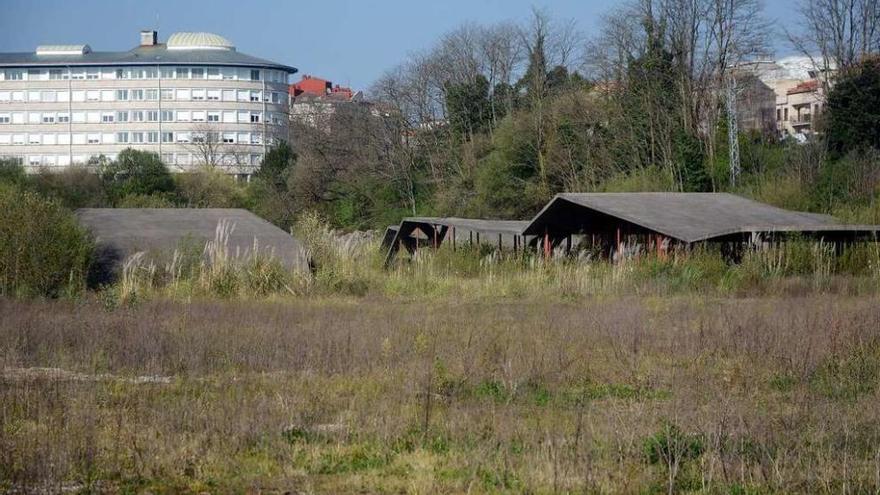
[0,30,297,175]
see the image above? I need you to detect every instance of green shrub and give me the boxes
[175,167,246,208]
[0,186,93,297]
[0,158,27,186]
[30,168,107,208]
[100,149,175,203]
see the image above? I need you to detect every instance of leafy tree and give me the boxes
[445,75,492,136]
[826,56,880,158]
[100,149,175,203]
[255,141,297,193]
[0,158,26,186]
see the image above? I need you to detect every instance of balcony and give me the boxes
[790,114,812,126]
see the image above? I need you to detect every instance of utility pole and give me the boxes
[726,72,741,188]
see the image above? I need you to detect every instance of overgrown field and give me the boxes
[3,295,880,493]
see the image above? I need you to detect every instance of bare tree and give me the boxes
[185,124,249,172]
[790,0,880,73]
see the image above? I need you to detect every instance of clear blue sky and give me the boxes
[0,0,793,90]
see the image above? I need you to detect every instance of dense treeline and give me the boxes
[280,1,880,228]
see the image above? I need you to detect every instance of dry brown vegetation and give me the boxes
[3,295,880,493]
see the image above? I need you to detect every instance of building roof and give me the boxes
[166,32,235,51]
[76,208,309,274]
[0,33,296,73]
[401,217,530,236]
[522,193,862,242]
[787,79,821,95]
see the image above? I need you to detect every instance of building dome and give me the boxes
[166,32,235,51]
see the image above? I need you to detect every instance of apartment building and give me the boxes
[0,30,297,174]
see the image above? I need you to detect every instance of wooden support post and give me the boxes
[476,232,480,245]
[452,227,456,251]
[513,235,518,253]
[469,231,473,246]
[566,235,571,254]
[433,226,438,249]
[616,227,621,259]
[544,228,551,259]
[498,233,502,251]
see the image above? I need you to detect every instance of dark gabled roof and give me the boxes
[76,208,309,274]
[521,193,871,242]
[0,44,297,72]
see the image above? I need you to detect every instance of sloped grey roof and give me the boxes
[76,208,308,273]
[0,43,296,72]
[402,217,529,235]
[522,193,878,242]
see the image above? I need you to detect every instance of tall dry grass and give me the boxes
[2,296,880,492]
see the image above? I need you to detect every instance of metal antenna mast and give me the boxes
[726,72,741,188]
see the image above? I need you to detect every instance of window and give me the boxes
[221,68,235,80]
[250,112,261,123]
[207,89,220,101]
[161,132,174,143]
[6,70,23,80]
[72,134,85,145]
[116,132,129,143]
[251,133,262,145]
[176,132,190,143]
[250,90,260,102]
[102,133,115,144]
[161,110,174,122]
[237,111,249,123]
[116,68,128,79]
[0,114,9,124]
[0,91,9,102]
[119,111,132,122]
[86,90,100,101]
[145,68,157,79]
[28,113,40,124]
[192,89,206,101]
[192,111,206,122]
[161,89,174,101]
[250,69,261,81]
[28,91,41,102]
[29,134,41,145]
[177,111,191,122]
[237,90,249,102]
[191,68,204,79]
[28,69,44,80]
[12,113,24,124]
[70,69,85,80]
[101,68,116,79]
[147,131,159,143]
[72,112,85,123]
[101,112,114,123]
[13,134,25,145]
[49,69,63,80]
[223,111,236,123]
[87,134,100,144]
[131,68,145,79]
[207,68,220,80]
[72,91,85,102]
[42,113,55,124]
[271,92,281,104]
[0,134,9,144]
[131,89,144,101]
[146,110,159,122]
[87,112,100,123]
[57,113,69,123]
[192,133,205,143]
[222,133,235,143]
[176,67,189,79]
[42,134,56,145]
[222,89,235,101]
[145,89,159,100]
[207,111,220,122]
[86,70,99,80]
[176,89,191,100]
[11,91,24,102]
[58,134,70,145]
[131,132,144,143]
[57,91,69,102]
[160,67,175,78]
[162,152,174,163]
[115,90,129,101]
[29,156,42,166]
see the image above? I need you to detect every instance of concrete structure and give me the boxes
[0,31,297,175]
[288,75,374,130]
[739,57,834,139]
[76,208,309,284]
